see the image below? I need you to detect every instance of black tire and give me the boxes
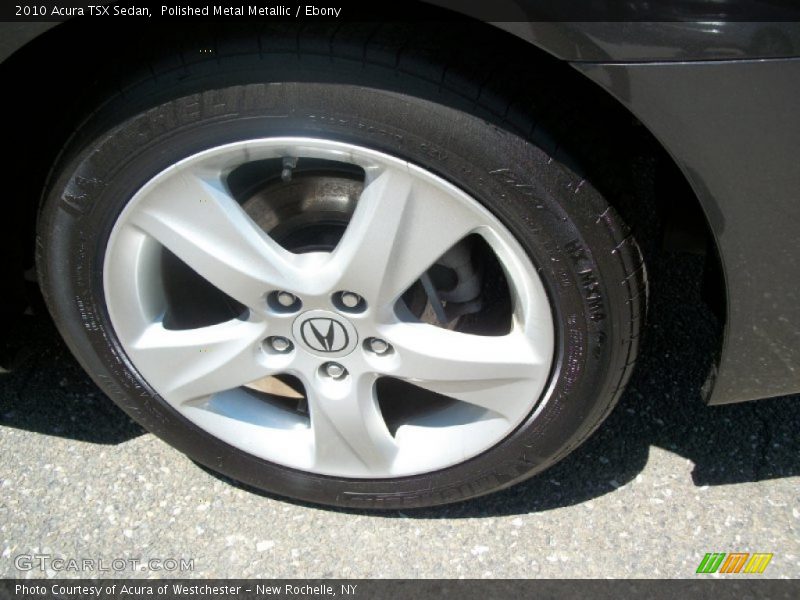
[37,27,646,509]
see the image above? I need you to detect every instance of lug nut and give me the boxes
[276,291,297,307]
[269,290,302,313]
[340,291,362,309]
[324,362,347,379]
[367,338,391,355]
[268,337,293,353]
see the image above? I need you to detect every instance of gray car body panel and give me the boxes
[574,58,800,404]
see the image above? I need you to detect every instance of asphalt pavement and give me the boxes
[1,250,798,579]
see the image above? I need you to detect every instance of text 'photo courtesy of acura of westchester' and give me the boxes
[1,1,799,513]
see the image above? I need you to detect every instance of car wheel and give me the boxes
[37,38,646,508]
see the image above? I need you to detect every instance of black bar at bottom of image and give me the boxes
[2,579,799,600]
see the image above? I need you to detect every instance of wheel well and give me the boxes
[0,14,726,364]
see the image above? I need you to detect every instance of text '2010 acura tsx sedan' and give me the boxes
[1,3,799,508]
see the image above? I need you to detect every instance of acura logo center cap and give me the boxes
[292,310,359,358]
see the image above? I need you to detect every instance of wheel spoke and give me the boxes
[306,374,398,473]
[129,171,303,309]
[329,166,479,312]
[130,318,269,404]
[384,323,545,420]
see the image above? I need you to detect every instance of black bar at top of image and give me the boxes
[3,0,800,22]
[2,579,799,600]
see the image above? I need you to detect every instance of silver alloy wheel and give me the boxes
[103,138,555,478]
